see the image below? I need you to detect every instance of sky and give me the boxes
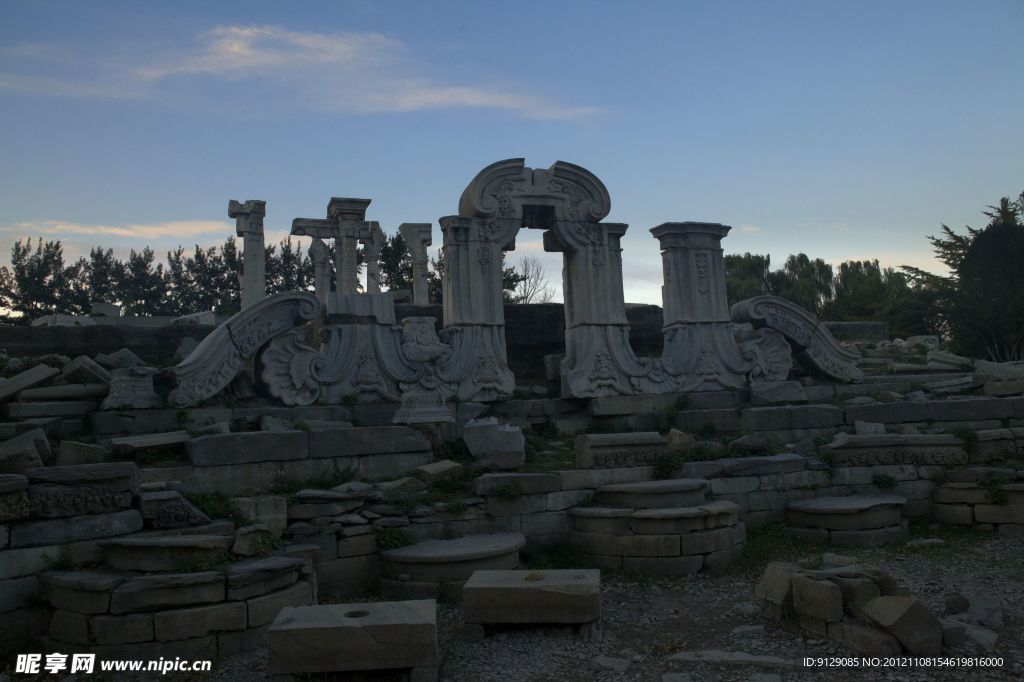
[1,0,1021,305]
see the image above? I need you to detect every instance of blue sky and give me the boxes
[1,0,1021,304]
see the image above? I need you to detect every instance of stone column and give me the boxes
[361,222,385,294]
[651,221,749,390]
[399,223,433,305]
[309,237,332,307]
[229,199,266,310]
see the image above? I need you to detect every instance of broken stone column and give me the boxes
[292,197,372,300]
[652,222,749,391]
[309,238,331,307]
[360,222,385,294]
[399,223,433,305]
[229,199,267,310]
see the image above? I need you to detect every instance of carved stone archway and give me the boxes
[440,159,664,398]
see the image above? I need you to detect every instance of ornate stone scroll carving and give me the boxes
[230,199,266,310]
[731,295,863,383]
[736,328,794,383]
[169,292,321,407]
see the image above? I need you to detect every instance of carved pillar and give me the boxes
[309,238,331,307]
[360,222,385,294]
[436,215,515,401]
[399,223,433,305]
[229,199,266,310]
[335,223,361,295]
[651,222,749,391]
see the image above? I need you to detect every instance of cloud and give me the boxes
[0,219,233,240]
[737,224,762,234]
[1,25,597,121]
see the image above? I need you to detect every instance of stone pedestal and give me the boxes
[229,199,266,310]
[652,222,749,391]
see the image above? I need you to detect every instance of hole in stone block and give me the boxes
[344,609,370,618]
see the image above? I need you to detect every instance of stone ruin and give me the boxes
[0,157,1020,677]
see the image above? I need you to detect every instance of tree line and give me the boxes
[0,233,550,322]
[3,190,1020,363]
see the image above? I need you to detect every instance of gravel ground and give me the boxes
[212,528,1024,682]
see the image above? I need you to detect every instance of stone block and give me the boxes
[0,485,29,523]
[267,600,436,675]
[720,453,806,477]
[49,609,89,644]
[309,426,431,458]
[101,535,232,571]
[630,507,706,534]
[248,579,315,627]
[110,572,225,614]
[522,511,571,536]
[413,459,464,483]
[486,493,548,516]
[792,575,843,623]
[62,356,112,384]
[188,431,308,466]
[545,490,591,511]
[316,554,380,595]
[463,419,525,470]
[678,526,735,555]
[0,429,49,473]
[827,621,901,655]
[759,470,830,491]
[575,432,666,469]
[974,504,1024,524]
[750,380,807,405]
[474,472,561,496]
[463,569,600,624]
[154,601,247,641]
[0,364,60,401]
[831,522,908,547]
[229,495,287,537]
[56,440,109,466]
[3,400,97,419]
[0,575,39,613]
[10,509,143,548]
[41,570,128,613]
[556,466,654,490]
[568,507,632,534]
[91,613,154,645]
[862,595,942,655]
[139,490,210,529]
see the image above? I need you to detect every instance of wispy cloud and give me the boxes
[0,25,598,121]
[737,224,762,234]
[0,219,233,240]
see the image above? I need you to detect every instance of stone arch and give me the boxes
[439,159,658,398]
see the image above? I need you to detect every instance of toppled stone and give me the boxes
[100,366,162,410]
[413,459,464,483]
[95,348,145,369]
[232,524,275,556]
[139,490,210,529]
[463,418,525,470]
[463,569,600,624]
[862,596,942,655]
[0,428,49,473]
[791,575,843,623]
[0,364,60,401]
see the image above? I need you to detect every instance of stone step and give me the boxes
[381,532,524,583]
[18,384,109,401]
[567,500,740,535]
[787,495,906,532]
[2,401,98,419]
[100,535,233,571]
[595,478,708,509]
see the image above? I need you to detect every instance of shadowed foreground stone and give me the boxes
[463,569,600,624]
[267,599,437,677]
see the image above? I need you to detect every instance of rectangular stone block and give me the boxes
[42,570,128,614]
[110,572,225,614]
[308,426,430,458]
[0,486,29,522]
[3,401,97,419]
[557,467,654,490]
[710,477,760,495]
[248,580,315,627]
[49,609,89,644]
[521,511,571,536]
[575,432,666,469]
[474,472,561,495]
[0,575,38,613]
[62,356,111,384]
[679,526,735,555]
[91,613,154,645]
[267,600,436,675]
[0,430,47,474]
[792,575,843,623]
[759,470,830,491]
[0,364,60,400]
[188,431,308,466]
[463,569,600,624]
[486,493,548,516]
[974,504,1024,524]
[545,490,592,511]
[154,601,247,641]
[9,509,142,548]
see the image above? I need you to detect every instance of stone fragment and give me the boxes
[139,490,210,529]
[463,418,525,470]
[0,428,49,473]
[463,569,600,624]
[473,472,561,496]
[413,459,464,483]
[101,535,232,571]
[232,524,275,556]
[307,426,431,458]
[56,440,109,466]
[226,556,305,600]
[100,366,162,410]
[862,596,942,655]
[963,624,999,650]
[750,381,807,405]
[754,562,799,608]
[110,572,225,614]
[247,579,314,627]
[854,421,886,435]
[188,431,308,466]
[62,356,112,384]
[154,601,247,641]
[0,475,29,522]
[95,348,145,369]
[10,509,142,548]
[575,431,666,469]
[0,364,60,401]
[595,478,707,509]
[266,599,436,676]
[229,495,287,537]
[791,575,843,623]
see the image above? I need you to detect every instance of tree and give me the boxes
[377,233,413,292]
[725,252,772,305]
[510,256,555,304]
[0,238,89,321]
[117,248,170,316]
[944,193,1024,360]
[769,254,834,316]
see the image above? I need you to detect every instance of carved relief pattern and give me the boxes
[695,253,710,294]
